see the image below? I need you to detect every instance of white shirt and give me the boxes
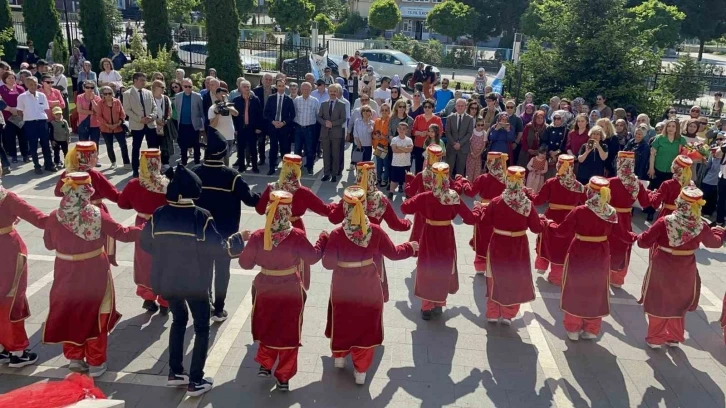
[98,70,123,90]
[154,97,165,120]
[17,90,49,121]
[208,105,235,141]
[273,93,286,121]
[51,74,68,95]
[374,87,391,103]
[293,95,320,127]
[339,60,350,78]
[390,135,413,167]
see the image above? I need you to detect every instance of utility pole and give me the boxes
[62,0,73,54]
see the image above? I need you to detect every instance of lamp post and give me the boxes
[62,0,73,55]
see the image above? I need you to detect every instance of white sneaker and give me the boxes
[665,341,680,348]
[567,331,581,341]
[535,269,546,275]
[110,163,117,169]
[647,342,662,349]
[334,357,345,368]
[610,283,622,288]
[500,318,512,326]
[487,318,499,324]
[68,359,89,372]
[353,370,366,385]
[581,332,598,340]
[89,362,107,377]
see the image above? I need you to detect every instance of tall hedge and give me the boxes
[23,0,63,58]
[79,0,111,70]
[206,0,242,82]
[0,0,16,62]
[140,0,172,57]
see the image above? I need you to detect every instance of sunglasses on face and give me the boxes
[413,94,420,98]
[476,123,486,127]
[84,86,95,89]
[554,117,562,121]
[506,106,515,110]
[43,81,52,84]
[183,85,191,89]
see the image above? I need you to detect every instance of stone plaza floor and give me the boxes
[1,137,726,408]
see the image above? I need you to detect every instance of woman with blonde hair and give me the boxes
[596,117,619,175]
[151,80,177,166]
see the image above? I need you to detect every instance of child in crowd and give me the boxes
[372,129,389,187]
[467,119,487,181]
[389,122,413,199]
[424,124,446,151]
[526,146,548,192]
[702,142,723,218]
[49,106,70,170]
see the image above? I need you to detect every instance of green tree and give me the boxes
[368,0,401,32]
[314,14,334,37]
[670,0,726,61]
[334,10,366,36]
[236,0,256,25]
[206,0,242,82]
[22,0,63,58]
[456,0,513,42]
[140,0,200,24]
[119,47,177,87]
[495,0,530,47]
[0,0,16,62]
[139,0,173,57]
[628,0,685,48]
[426,1,477,40]
[268,0,314,31]
[660,55,709,103]
[80,0,112,70]
[51,35,68,66]
[311,0,346,19]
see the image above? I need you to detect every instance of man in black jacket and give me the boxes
[253,74,274,166]
[202,78,220,139]
[233,80,263,173]
[263,79,296,175]
[141,164,246,397]
[193,130,260,322]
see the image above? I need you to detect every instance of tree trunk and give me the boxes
[698,37,705,62]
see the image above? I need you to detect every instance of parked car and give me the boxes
[176,41,262,73]
[358,50,440,91]
[281,55,340,80]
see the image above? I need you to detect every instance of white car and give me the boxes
[176,41,262,73]
[359,49,440,90]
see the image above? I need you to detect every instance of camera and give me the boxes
[215,101,232,116]
[587,139,595,149]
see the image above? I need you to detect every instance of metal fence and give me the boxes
[647,68,726,114]
[12,13,82,47]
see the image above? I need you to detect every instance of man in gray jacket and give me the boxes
[174,78,206,166]
[445,99,474,178]
[317,83,347,183]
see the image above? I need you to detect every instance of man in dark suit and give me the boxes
[253,74,274,166]
[232,80,263,173]
[202,78,220,139]
[263,79,295,175]
[317,83,347,182]
[444,98,474,178]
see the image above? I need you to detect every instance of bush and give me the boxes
[23,0,63,58]
[119,46,177,87]
[0,0,16,61]
[442,47,475,68]
[660,56,710,103]
[206,0,242,83]
[368,0,400,32]
[390,34,442,65]
[79,0,112,70]
[51,36,68,67]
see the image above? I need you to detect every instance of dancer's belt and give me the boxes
[658,246,694,256]
[289,216,301,222]
[260,266,297,276]
[0,225,15,235]
[426,219,451,226]
[549,204,575,210]
[663,204,676,210]
[613,207,632,213]
[91,199,103,205]
[575,234,607,242]
[337,259,374,268]
[493,229,526,237]
[480,199,491,206]
[56,247,104,261]
[137,213,152,220]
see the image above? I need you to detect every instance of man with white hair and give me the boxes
[228,77,246,101]
[174,78,205,166]
[232,80,263,173]
[317,83,347,182]
[175,69,185,83]
[293,81,320,175]
[444,98,473,177]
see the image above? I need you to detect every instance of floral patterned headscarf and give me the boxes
[57,172,102,241]
[665,187,705,247]
[139,149,168,194]
[356,162,387,220]
[616,151,639,200]
[431,162,460,205]
[343,186,372,247]
[585,176,617,223]
[556,155,584,193]
[65,141,97,172]
[502,166,531,216]
[671,155,693,187]
[422,144,444,191]
[263,191,293,251]
[271,155,302,193]
[486,152,507,184]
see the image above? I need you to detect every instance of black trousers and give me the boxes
[411,146,425,174]
[716,178,726,223]
[102,132,130,165]
[3,121,27,159]
[178,124,200,165]
[237,126,258,170]
[268,127,290,168]
[25,120,53,170]
[131,126,159,175]
[168,297,210,382]
[702,183,718,217]
[213,257,231,313]
[52,140,69,165]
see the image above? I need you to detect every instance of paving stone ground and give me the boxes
[1,137,726,408]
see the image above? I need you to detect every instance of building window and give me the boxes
[403,20,411,32]
[432,0,442,3]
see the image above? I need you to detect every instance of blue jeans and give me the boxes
[294,125,315,170]
[375,154,389,182]
[25,120,53,170]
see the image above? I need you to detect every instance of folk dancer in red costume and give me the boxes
[532,155,586,286]
[401,162,476,320]
[43,172,142,377]
[118,149,169,314]
[323,186,417,385]
[464,151,507,275]
[0,167,47,368]
[474,166,544,325]
[607,151,651,288]
[328,161,411,302]
[649,155,693,220]
[239,190,328,392]
[548,176,636,340]
[637,187,724,349]
[256,154,332,290]
[54,141,121,266]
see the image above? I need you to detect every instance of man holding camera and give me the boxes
[208,88,238,166]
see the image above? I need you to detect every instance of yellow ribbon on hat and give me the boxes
[680,166,692,187]
[598,186,611,208]
[557,160,570,176]
[344,194,369,236]
[279,159,302,187]
[263,196,285,251]
[359,167,370,195]
[434,169,447,189]
[507,170,524,183]
[139,154,152,184]
[61,175,91,192]
[64,146,79,171]
[690,198,706,217]
[500,154,508,172]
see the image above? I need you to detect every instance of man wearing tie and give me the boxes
[263,79,295,175]
[123,72,158,178]
[317,83,347,183]
[444,98,473,178]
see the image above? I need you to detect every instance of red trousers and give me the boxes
[563,313,602,335]
[255,344,298,382]
[610,268,627,286]
[534,256,563,286]
[485,277,520,319]
[62,313,110,366]
[421,300,446,312]
[0,298,29,352]
[474,255,487,273]
[333,347,375,373]
[136,286,168,307]
[646,315,685,345]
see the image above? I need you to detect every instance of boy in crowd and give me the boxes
[389,122,413,199]
[50,107,70,170]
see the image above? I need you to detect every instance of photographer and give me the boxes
[576,125,609,184]
[208,87,238,166]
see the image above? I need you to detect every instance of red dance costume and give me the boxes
[239,190,327,385]
[323,187,415,381]
[637,187,723,348]
[475,166,543,322]
[532,155,586,286]
[401,162,476,314]
[0,190,47,355]
[607,151,651,287]
[117,149,169,308]
[463,152,507,273]
[550,177,636,338]
[648,155,693,220]
[43,173,141,368]
[720,294,726,345]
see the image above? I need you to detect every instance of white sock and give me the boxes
[0,346,5,354]
[10,350,23,357]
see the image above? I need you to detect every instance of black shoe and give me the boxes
[33,168,43,175]
[252,168,260,174]
[276,380,290,392]
[44,166,55,172]
[307,168,313,176]
[133,172,139,178]
[646,213,654,222]
[317,153,323,159]
[0,350,10,364]
[1,167,10,175]
[330,176,337,183]
[257,160,265,166]
[432,306,443,315]
[266,169,276,176]
[22,156,29,163]
[421,310,432,321]
[187,378,213,397]
[142,300,159,313]
[238,168,246,174]
[211,309,228,323]
[11,157,17,163]
[387,192,393,200]
[8,351,38,368]
[257,365,272,378]
[321,175,331,182]
[167,371,190,387]
[159,306,169,316]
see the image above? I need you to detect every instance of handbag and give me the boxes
[7,114,23,129]
[374,144,388,159]
[351,147,363,162]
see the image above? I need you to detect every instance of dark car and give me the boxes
[281,56,339,80]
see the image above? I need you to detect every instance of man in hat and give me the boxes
[141,164,246,397]
[193,130,260,322]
